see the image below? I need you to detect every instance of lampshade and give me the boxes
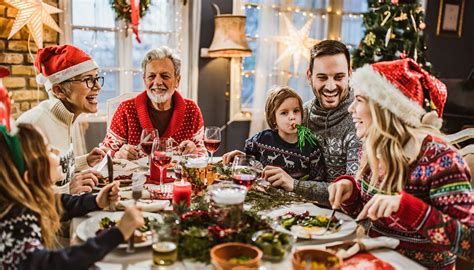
[208,15,252,58]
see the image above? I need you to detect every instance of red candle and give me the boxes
[172,180,192,207]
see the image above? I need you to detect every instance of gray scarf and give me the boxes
[305,92,354,133]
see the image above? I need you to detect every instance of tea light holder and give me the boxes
[208,183,247,229]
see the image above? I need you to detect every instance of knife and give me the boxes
[135,134,152,151]
[94,149,112,172]
[107,154,116,211]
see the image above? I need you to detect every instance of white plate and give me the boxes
[117,199,169,212]
[76,212,162,248]
[264,204,357,240]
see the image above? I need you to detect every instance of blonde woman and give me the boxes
[0,124,144,269]
[329,58,473,269]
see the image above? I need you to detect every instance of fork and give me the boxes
[312,209,338,236]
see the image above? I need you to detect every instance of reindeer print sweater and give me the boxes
[245,129,328,202]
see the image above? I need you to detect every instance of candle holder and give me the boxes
[208,182,247,229]
[181,153,209,196]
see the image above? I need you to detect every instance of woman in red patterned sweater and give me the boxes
[329,59,473,269]
[102,46,204,159]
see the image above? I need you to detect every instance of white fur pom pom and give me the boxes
[421,111,443,130]
[36,73,46,85]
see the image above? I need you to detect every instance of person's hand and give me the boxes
[356,194,402,221]
[263,165,294,191]
[69,170,101,194]
[117,206,144,241]
[115,144,139,160]
[222,150,245,165]
[95,181,120,209]
[328,179,354,209]
[86,146,107,167]
[179,140,197,155]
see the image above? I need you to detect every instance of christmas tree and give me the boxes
[352,0,432,73]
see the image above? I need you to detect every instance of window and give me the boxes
[233,0,367,119]
[64,0,185,113]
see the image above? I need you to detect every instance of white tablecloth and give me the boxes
[71,211,426,270]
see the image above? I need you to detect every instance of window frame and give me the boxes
[230,0,366,122]
[59,0,191,121]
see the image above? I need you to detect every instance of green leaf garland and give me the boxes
[110,0,150,25]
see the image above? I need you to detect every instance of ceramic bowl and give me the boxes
[210,242,262,270]
[292,248,342,270]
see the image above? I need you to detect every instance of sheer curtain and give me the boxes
[247,0,328,136]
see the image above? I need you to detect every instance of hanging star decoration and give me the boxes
[274,14,318,71]
[5,0,63,49]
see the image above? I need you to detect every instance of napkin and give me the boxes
[297,236,400,260]
[335,237,400,259]
[117,199,169,212]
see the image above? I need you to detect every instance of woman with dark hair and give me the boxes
[0,123,144,270]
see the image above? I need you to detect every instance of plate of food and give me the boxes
[76,212,162,248]
[265,204,357,240]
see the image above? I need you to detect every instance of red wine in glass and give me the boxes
[233,174,257,190]
[204,139,221,153]
[152,153,172,167]
[142,141,153,155]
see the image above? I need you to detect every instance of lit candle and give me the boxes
[172,180,192,207]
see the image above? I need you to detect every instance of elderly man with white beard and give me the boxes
[102,46,204,160]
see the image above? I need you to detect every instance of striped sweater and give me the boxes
[339,135,473,269]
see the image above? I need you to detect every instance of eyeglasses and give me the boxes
[64,76,104,89]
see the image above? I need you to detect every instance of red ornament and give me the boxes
[391,0,399,4]
[0,67,11,130]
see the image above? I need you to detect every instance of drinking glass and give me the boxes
[151,138,173,191]
[181,153,209,195]
[204,126,221,164]
[231,155,257,190]
[152,213,180,266]
[140,129,159,156]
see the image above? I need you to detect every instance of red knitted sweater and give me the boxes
[102,91,204,155]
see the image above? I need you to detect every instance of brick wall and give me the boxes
[0,0,60,119]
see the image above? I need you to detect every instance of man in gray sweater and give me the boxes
[295,40,362,204]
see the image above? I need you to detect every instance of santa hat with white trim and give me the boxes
[350,58,447,128]
[35,44,99,92]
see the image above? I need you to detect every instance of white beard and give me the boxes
[147,89,172,105]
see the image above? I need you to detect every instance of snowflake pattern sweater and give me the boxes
[303,93,362,182]
[0,194,124,270]
[102,90,204,156]
[245,129,327,201]
[337,135,473,269]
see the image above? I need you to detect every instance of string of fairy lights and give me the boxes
[64,6,183,77]
[239,2,364,81]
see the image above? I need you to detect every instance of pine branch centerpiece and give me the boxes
[176,183,307,262]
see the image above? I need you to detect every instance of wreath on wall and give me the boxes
[110,0,151,42]
[110,0,150,23]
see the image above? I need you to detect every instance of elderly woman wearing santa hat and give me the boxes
[17,44,106,194]
[329,58,473,269]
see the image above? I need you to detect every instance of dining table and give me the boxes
[70,157,427,270]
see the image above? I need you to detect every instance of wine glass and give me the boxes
[151,138,173,191]
[140,129,159,156]
[204,126,221,164]
[231,155,257,190]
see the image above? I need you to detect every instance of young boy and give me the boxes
[223,86,327,201]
